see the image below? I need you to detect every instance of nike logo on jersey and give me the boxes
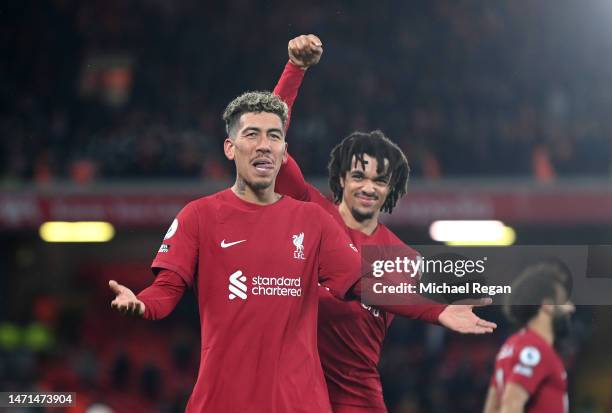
[221,239,246,248]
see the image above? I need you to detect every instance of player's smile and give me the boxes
[355,192,378,207]
[341,154,390,219]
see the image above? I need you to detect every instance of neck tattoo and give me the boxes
[235,177,247,195]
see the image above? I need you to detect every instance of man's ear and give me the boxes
[541,300,555,316]
[224,138,235,160]
[339,175,345,188]
[282,142,288,165]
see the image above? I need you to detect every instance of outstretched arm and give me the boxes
[109,269,187,320]
[377,299,496,334]
[437,302,497,334]
[109,279,146,317]
[349,280,497,334]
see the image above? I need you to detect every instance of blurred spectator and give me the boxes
[2,0,612,183]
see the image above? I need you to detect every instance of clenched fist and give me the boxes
[288,34,323,69]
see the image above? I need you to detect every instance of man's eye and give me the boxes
[270,134,281,140]
[351,174,363,180]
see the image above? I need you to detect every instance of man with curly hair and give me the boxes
[273,34,497,413]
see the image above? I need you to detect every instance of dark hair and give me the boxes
[328,130,410,213]
[222,91,288,136]
[543,257,573,297]
[503,262,570,327]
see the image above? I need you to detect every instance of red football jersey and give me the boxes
[318,227,415,409]
[273,62,440,410]
[151,189,361,413]
[491,328,568,413]
[276,157,419,408]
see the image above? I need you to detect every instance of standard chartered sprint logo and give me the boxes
[228,270,302,300]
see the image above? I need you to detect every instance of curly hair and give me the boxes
[222,91,289,136]
[328,130,410,213]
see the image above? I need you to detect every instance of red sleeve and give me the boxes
[375,303,445,325]
[349,280,446,325]
[316,206,362,299]
[276,154,311,201]
[137,269,187,320]
[506,344,551,395]
[273,60,305,132]
[349,243,446,324]
[151,202,199,288]
[272,61,313,201]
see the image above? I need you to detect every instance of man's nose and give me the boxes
[361,180,376,195]
[255,135,272,152]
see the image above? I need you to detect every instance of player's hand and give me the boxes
[288,34,323,69]
[109,280,145,317]
[438,298,497,334]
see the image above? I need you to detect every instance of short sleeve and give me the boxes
[506,344,551,395]
[316,206,361,299]
[151,202,199,288]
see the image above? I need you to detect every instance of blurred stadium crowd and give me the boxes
[3,0,612,184]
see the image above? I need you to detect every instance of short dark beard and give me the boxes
[235,176,272,194]
[553,311,572,343]
[350,207,374,222]
[249,179,272,191]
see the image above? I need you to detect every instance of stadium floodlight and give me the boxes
[39,221,115,243]
[429,220,516,246]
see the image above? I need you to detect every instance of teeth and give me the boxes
[254,162,272,171]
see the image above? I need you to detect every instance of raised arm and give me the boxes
[274,35,324,201]
[273,34,323,131]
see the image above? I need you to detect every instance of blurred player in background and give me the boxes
[274,34,497,413]
[108,91,366,412]
[483,262,575,413]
